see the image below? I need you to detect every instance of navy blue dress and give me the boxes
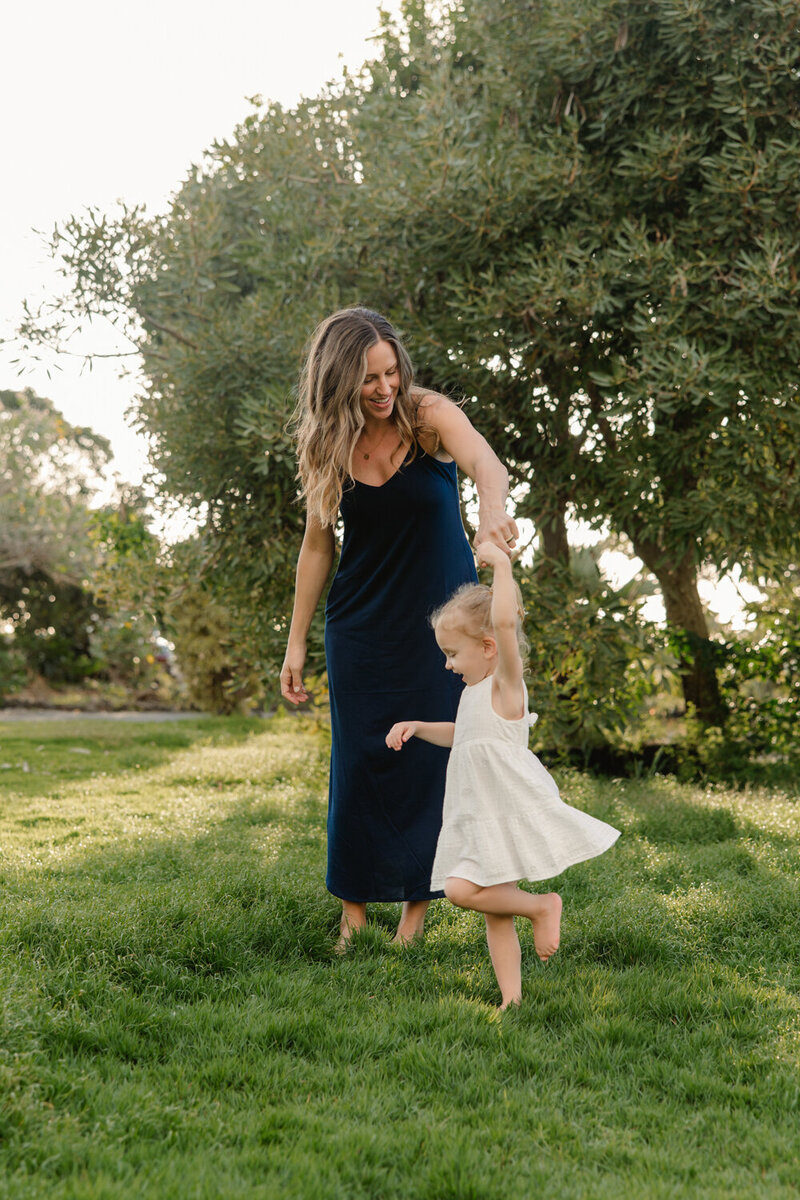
[324,450,478,902]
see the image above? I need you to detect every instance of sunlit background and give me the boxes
[2,0,403,484]
[2,0,761,623]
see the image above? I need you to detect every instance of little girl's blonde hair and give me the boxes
[430,581,529,666]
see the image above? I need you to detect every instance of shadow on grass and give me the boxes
[5,799,799,1013]
[1,720,798,1019]
[633,797,740,844]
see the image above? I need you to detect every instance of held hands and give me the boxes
[475,509,519,557]
[385,721,419,751]
[475,540,512,570]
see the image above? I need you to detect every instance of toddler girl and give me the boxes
[386,542,620,1008]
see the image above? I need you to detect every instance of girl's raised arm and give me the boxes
[475,541,525,720]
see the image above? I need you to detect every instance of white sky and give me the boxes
[1,0,761,625]
[1,0,402,485]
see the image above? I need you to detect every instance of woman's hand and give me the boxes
[280,642,309,705]
[385,721,419,751]
[475,508,519,556]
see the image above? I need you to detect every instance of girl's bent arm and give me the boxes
[417,394,519,553]
[280,515,337,704]
[386,720,455,750]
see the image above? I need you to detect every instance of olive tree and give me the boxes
[345,0,800,723]
[19,0,800,726]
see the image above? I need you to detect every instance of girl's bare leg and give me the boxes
[335,900,367,953]
[393,899,429,945]
[484,913,522,1009]
[446,878,562,962]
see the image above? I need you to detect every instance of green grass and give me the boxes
[1,715,798,1199]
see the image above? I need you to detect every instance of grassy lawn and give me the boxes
[0,715,798,1199]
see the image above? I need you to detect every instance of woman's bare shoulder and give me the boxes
[410,385,455,412]
[408,388,456,461]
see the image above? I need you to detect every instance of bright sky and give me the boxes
[1,1,760,625]
[1,0,402,485]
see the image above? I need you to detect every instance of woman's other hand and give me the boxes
[280,643,310,705]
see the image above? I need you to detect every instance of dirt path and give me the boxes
[0,708,203,723]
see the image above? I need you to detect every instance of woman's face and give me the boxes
[360,339,399,421]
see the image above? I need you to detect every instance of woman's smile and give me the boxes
[360,339,399,419]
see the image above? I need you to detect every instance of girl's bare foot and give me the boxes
[531,893,562,962]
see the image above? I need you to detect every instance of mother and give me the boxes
[280,308,518,950]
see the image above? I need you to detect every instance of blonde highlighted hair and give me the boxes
[291,307,427,527]
[430,582,529,666]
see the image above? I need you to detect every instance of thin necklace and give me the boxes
[359,421,395,460]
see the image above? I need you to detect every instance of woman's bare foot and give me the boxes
[392,898,429,945]
[334,903,367,954]
[531,893,562,962]
[391,927,424,947]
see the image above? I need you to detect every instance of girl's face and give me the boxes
[435,619,496,686]
[360,339,399,421]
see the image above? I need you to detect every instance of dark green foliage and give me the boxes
[660,570,800,782]
[0,633,26,697]
[516,556,660,757]
[168,575,265,714]
[89,504,260,712]
[0,388,112,687]
[353,0,800,721]
[17,1,800,741]
[0,570,99,683]
[718,575,800,757]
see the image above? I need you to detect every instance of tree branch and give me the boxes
[141,314,200,351]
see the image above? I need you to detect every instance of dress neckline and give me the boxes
[351,445,414,490]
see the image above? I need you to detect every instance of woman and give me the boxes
[280,307,518,950]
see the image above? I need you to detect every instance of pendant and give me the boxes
[363,452,369,460]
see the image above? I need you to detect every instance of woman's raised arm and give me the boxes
[419,394,519,554]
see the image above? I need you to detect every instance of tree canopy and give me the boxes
[0,388,113,684]
[0,388,111,583]
[19,0,800,727]
[347,0,800,720]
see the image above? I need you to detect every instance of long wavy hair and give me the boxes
[291,307,427,527]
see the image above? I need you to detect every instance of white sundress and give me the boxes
[430,675,620,890]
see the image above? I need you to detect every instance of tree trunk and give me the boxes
[634,542,727,726]
[535,498,570,567]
